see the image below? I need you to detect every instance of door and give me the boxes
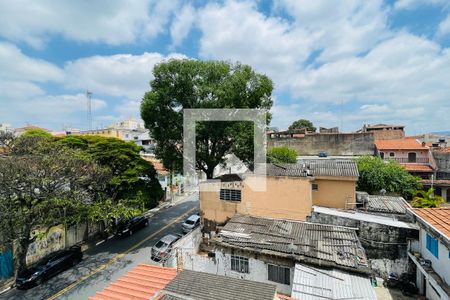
[408,152,417,163]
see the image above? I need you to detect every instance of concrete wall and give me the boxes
[26,225,65,265]
[308,211,418,277]
[267,132,375,156]
[312,178,356,209]
[200,176,313,231]
[434,151,450,172]
[371,129,405,140]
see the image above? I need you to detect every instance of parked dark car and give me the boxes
[114,215,149,237]
[16,246,82,289]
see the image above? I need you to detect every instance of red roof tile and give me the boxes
[400,164,434,172]
[422,179,450,186]
[414,208,450,238]
[375,139,428,150]
[89,264,177,300]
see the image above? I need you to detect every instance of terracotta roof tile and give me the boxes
[400,164,434,172]
[89,264,177,300]
[375,139,428,150]
[413,208,450,238]
[422,179,450,186]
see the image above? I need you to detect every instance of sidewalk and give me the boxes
[0,277,14,295]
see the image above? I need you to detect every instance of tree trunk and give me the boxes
[205,167,214,179]
[14,221,32,278]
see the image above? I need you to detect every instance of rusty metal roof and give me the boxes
[215,214,368,271]
[88,264,177,300]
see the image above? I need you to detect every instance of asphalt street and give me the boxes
[0,193,199,300]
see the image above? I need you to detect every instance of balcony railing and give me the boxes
[382,157,429,164]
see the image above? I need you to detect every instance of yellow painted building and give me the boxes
[200,159,359,231]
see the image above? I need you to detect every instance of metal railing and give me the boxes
[383,157,429,164]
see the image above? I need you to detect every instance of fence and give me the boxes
[0,250,13,279]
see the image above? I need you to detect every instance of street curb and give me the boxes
[0,279,14,295]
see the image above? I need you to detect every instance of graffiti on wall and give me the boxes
[26,225,65,265]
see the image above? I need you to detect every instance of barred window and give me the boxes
[231,255,249,273]
[220,189,241,201]
[312,183,318,191]
[268,264,290,285]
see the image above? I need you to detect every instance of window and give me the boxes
[268,264,290,285]
[231,255,249,273]
[312,183,318,191]
[389,152,395,157]
[426,234,439,258]
[220,189,241,201]
[380,152,384,159]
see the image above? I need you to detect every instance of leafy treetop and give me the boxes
[288,119,316,132]
[141,59,273,178]
[267,146,297,164]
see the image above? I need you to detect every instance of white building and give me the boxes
[409,208,450,300]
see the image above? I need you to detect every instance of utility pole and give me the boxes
[86,90,93,131]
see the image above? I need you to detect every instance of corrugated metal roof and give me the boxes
[161,270,277,300]
[264,159,359,178]
[215,214,368,271]
[365,195,409,214]
[291,264,377,300]
[88,264,177,300]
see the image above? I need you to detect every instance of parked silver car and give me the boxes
[181,214,201,234]
[151,234,181,261]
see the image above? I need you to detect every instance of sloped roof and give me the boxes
[365,195,409,214]
[400,164,434,172]
[160,270,277,300]
[265,159,359,178]
[88,264,177,300]
[292,264,376,300]
[215,214,368,271]
[375,139,428,150]
[413,208,450,239]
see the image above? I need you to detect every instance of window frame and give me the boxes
[230,255,249,273]
[267,264,290,285]
[312,183,318,191]
[220,189,242,201]
[426,233,439,258]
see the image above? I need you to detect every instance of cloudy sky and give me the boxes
[0,0,449,134]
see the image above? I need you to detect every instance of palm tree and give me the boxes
[412,188,443,208]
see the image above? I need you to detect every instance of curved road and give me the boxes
[1,194,199,300]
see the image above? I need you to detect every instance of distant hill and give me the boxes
[430,131,450,136]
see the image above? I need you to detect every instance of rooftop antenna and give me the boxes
[86,90,93,131]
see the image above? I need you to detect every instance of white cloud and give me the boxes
[0,0,179,48]
[64,52,187,99]
[0,42,64,82]
[196,0,312,88]
[437,13,450,37]
[170,4,196,48]
[277,0,390,62]
[394,0,446,10]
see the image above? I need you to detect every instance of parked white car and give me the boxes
[181,214,200,234]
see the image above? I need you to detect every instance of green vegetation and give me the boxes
[141,59,273,178]
[412,188,443,208]
[267,146,297,164]
[0,131,163,276]
[356,156,421,199]
[288,119,316,132]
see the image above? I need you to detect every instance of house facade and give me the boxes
[409,208,450,300]
[200,160,359,232]
[375,138,436,178]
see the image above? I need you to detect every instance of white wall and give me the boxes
[183,249,294,295]
[420,229,450,284]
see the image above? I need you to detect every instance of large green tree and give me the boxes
[57,135,163,209]
[267,146,297,164]
[288,119,316,132]
[356,156,421,199]
[141,59,273,178]
[0,133,109,276]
